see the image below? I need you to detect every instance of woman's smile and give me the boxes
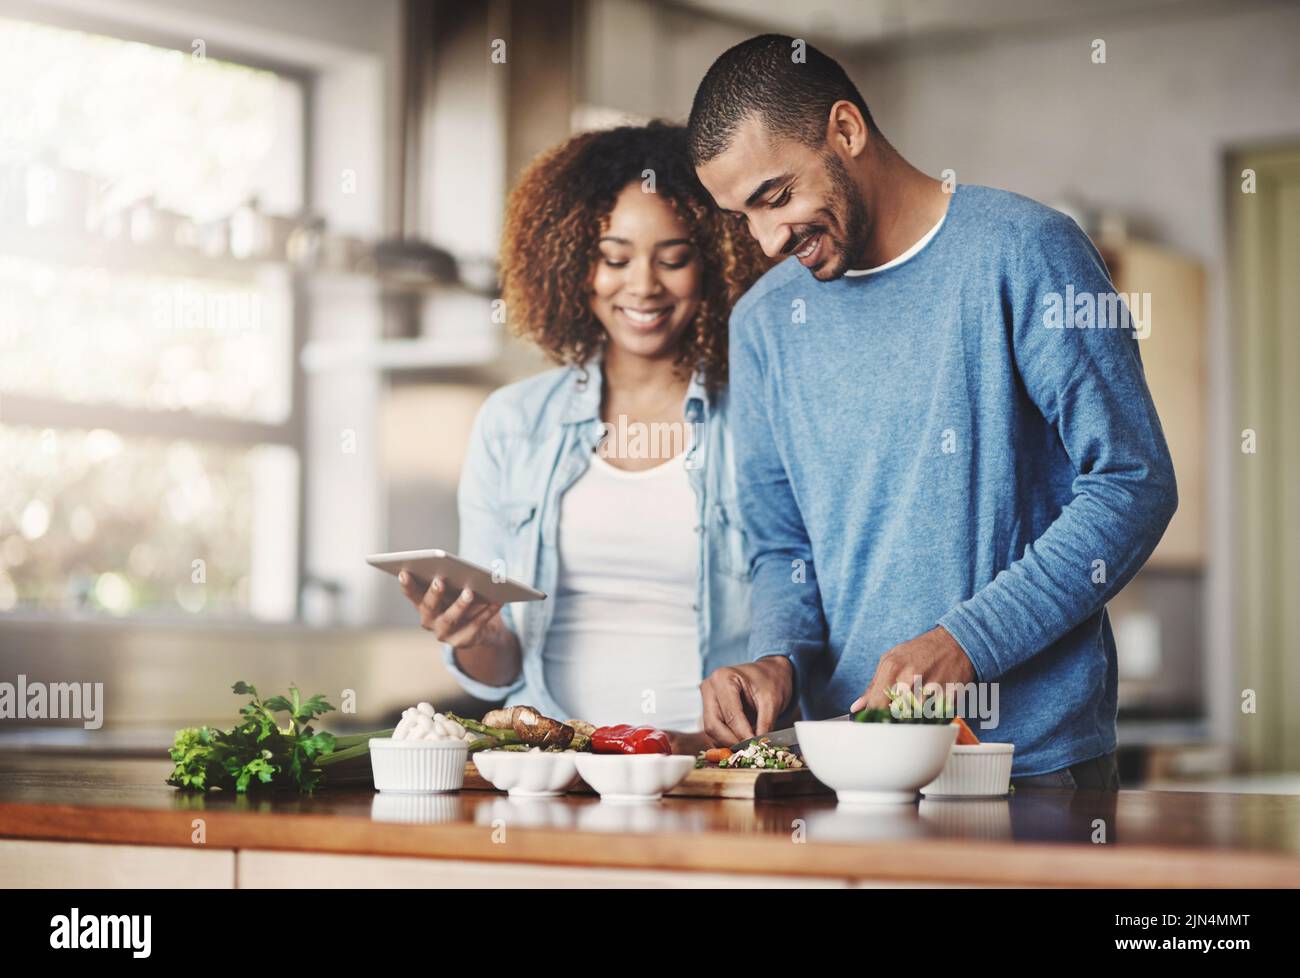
[615,304,674,330]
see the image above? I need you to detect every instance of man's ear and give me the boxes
[825,100,870,158]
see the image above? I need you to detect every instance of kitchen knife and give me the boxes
[729,713,851,753]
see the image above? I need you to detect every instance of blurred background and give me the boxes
[0,0,1296,789]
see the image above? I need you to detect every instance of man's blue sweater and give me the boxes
[729,184,1177,776]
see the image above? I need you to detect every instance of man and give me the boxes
[688,35,1176,788]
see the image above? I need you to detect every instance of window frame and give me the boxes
[0,7,315,623]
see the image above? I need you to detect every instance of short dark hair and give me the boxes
[688,34,877,166]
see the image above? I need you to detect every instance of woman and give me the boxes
[398,122,767,750]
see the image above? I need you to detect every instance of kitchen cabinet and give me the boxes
[235,851,847,889]
[0,839,234,888]
[1099,241,1207,568]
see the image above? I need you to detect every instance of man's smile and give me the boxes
[794,232,824,266]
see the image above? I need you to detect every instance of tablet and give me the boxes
[366,548,546,604]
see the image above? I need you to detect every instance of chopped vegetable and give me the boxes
[851,685,982,743]
[951,716,981,745]
[702,738,802,770]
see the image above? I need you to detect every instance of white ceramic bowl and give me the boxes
[472,749,581,798]
[920,743,1015,797]
[368,737,468,794]
[794,720,958,804]
[573,753,696,803]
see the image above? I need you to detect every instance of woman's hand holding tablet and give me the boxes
[369,550,532,682]
[366,549,546,604]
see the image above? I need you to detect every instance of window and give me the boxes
[0,17,305,620]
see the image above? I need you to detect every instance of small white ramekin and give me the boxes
[572,753,695,803]
[920,743,1015,797]
[368,738,469,793]
[472,749,581,798]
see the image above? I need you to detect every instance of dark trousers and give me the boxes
[1010,751,1120,790]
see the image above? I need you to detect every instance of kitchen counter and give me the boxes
[2,755,1299,888]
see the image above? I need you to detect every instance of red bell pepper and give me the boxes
[591,723,672,755]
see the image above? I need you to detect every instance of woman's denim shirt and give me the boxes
[441,357,753,719]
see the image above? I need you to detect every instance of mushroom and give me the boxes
[508,706,575,748]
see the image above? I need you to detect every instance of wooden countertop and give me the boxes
[3,754,1299,887]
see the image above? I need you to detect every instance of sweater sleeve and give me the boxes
[729,307,828,696]
[938,212,1178,681]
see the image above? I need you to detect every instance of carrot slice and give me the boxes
[703,747,733,763]
[952,717,980,745]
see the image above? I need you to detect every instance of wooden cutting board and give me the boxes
[669,764,829,799]
[461,761,829,800]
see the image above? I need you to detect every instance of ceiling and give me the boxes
[670,0,1241,48]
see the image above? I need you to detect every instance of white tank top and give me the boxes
[541,451,703,731]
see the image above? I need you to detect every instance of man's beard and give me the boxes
[810,150,871,281]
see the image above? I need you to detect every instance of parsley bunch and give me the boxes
[167,681,338,793]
